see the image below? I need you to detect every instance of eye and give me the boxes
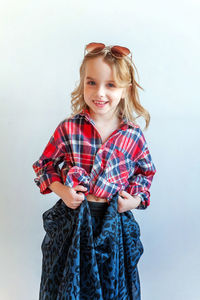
[107,83,115,87]
[87,80,95,85]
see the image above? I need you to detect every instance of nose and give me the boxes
[95,85,106,98]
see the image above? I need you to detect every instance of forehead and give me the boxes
[84,56,115,80]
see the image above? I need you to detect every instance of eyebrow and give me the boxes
[86,76,115,82]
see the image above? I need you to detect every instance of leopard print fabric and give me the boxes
[39,192,144,299]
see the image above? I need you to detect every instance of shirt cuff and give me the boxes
[133,193,149,209]
[34,175,63,195]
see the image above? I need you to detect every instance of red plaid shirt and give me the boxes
[32,108,156,209]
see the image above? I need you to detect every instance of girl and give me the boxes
[32,42,156,300]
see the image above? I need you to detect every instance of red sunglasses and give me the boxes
[84,42,132,61]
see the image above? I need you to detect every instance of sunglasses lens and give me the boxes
[86,42,105,54]
[111,46,130,57]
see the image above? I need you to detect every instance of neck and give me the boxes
[89,109,120,125]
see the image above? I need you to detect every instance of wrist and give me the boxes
[132,195,142,209]
[49,181,69,198]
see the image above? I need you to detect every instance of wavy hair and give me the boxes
[70,47,150,130]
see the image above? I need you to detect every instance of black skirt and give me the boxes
[39,192,143,299]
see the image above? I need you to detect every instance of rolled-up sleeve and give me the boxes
[32,121,69,194]
[125,129,156,209]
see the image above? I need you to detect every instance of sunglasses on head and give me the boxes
[84,42,132,61]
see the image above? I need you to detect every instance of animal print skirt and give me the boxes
[39,192,144,299]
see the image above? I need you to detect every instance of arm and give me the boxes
[48,181,68,197]
[125,129,156,209]
[32,121,69,194]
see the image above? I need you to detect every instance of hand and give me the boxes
[117,190,142,213]
[60,185,88,209]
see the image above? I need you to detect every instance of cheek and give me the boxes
[83,86,91,97]
[111,90,124,100]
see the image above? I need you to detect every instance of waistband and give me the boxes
[87,200,109,217]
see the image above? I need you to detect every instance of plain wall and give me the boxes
[1,0,200,299]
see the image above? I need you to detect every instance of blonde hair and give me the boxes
[70,47,150,130]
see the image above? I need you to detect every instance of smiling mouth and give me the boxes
[93,100,108,104]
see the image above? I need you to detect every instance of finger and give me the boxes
[118,196,123,203]
[75,192,85,201]
[119,190,128,199]
[70,199,84,208]
[74,185,88,192]
[73,200,83,206]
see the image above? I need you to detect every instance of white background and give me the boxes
[1,0,200,299]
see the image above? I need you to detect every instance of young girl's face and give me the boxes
[83,56,127,120]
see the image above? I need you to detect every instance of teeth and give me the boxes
[94,101,107,104]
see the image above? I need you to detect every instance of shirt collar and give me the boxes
[79,107,135,129]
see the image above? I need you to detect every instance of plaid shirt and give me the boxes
[32,108,156,209]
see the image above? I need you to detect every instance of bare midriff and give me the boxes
[87,194,108,203]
